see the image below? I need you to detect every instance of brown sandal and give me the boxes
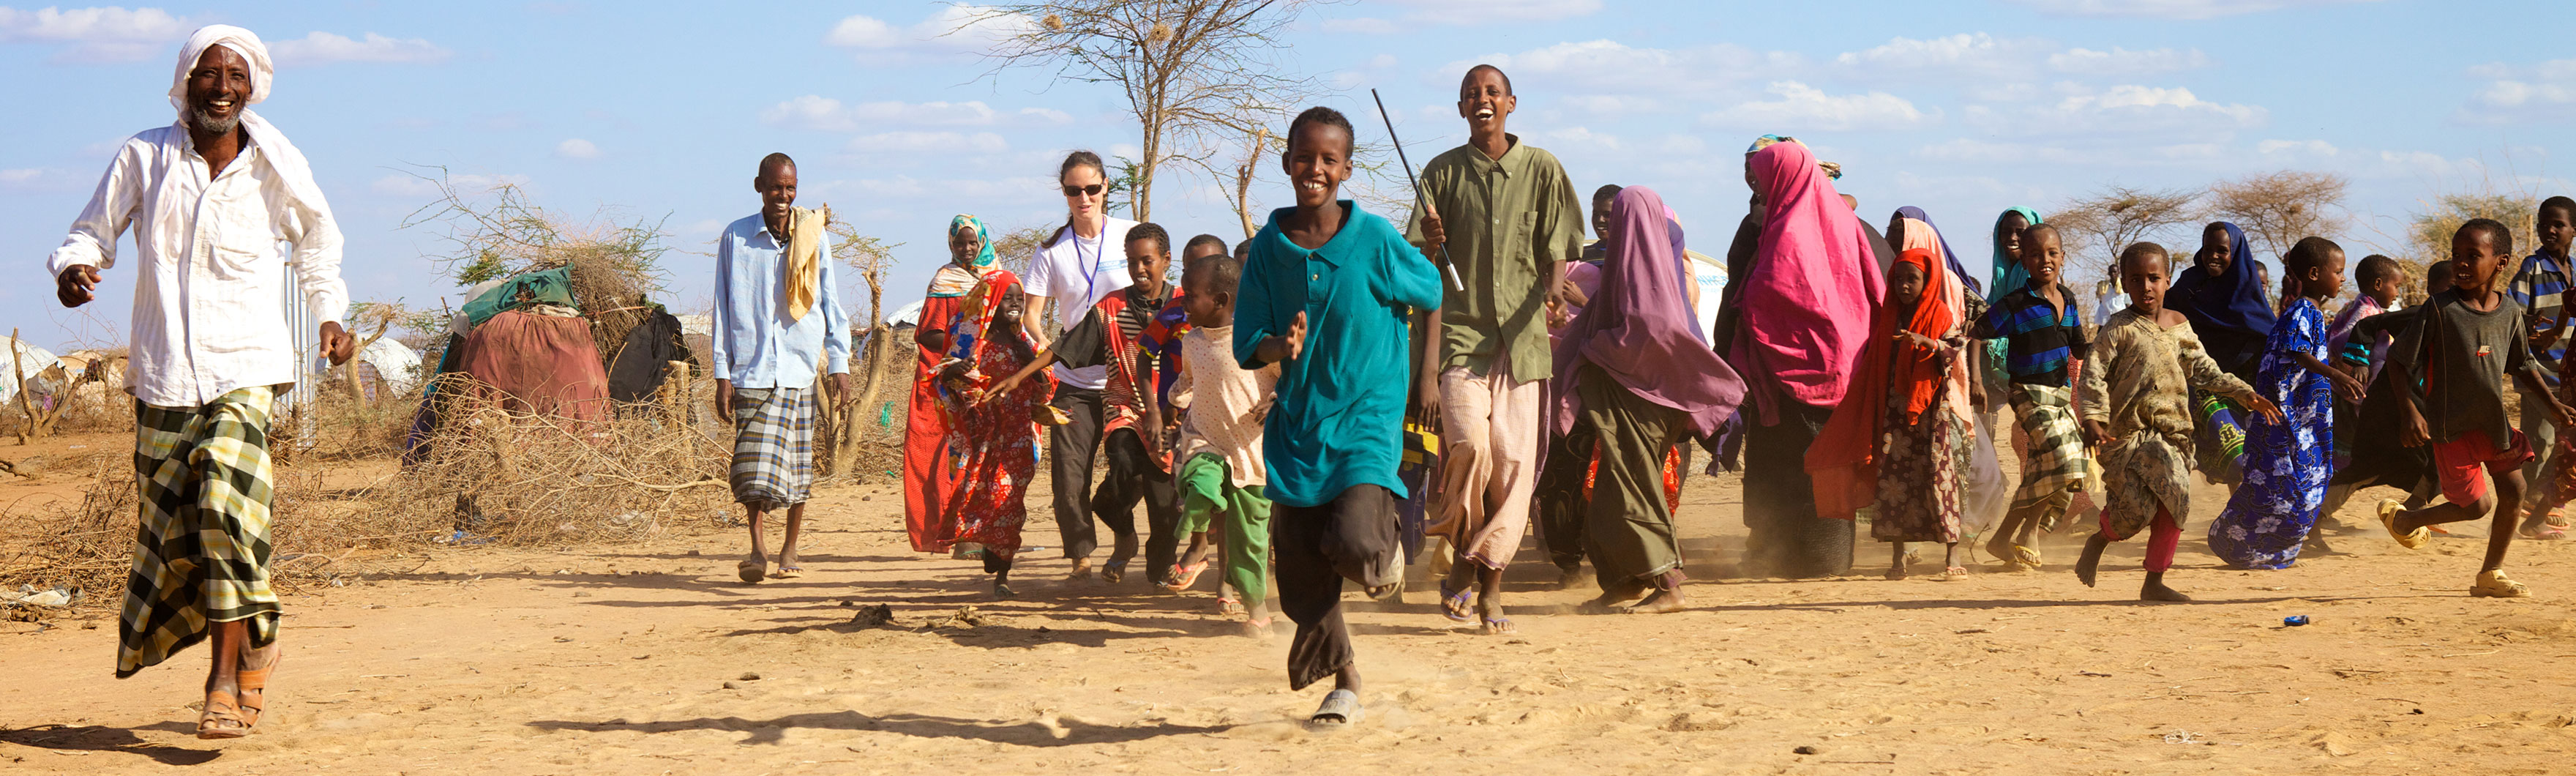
[235,643,278,729]
[198,689,250,739]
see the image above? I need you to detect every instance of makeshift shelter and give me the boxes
[0,340,63,407]
[351,337,423,403]
[453,309,613,423]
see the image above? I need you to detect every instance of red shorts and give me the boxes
[2431,430,2535,507]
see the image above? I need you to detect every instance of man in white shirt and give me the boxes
[1022,151,1140,579]
[48,26,353,739]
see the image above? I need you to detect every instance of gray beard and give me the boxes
[190,108,239,135]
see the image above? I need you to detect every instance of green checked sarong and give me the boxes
[118,386,279,678]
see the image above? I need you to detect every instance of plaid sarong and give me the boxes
[119,386,278,678]
[2008,383,2094,510]
[730,387,815,509]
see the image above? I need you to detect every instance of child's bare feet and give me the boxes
[2074,534,2109,588]
[1624,588,1689,614]
[2140,572,2190,602]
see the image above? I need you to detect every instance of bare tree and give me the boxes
[822,206,905,476]
[337,301,408,405]
[1222,125,1275,239]
[2049,185,2203,279]
[963,0,1326,222]
[2411,193,2537,293]
[2207,171,2351,261]
[992,225,1050,278]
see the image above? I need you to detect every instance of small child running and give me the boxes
[2206,237,2368,570]
[2076,242,2280,600]
[2377,218,2576,598]
[1969,223,2094,570]
[1164,236,1283,635]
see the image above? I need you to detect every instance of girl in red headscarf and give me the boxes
[1809,244,1977,581]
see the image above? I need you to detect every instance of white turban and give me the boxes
[167,25,273,117]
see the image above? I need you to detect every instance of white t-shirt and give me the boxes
[1025,216,1139,389]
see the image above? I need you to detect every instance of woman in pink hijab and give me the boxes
[1729,140,1885,578]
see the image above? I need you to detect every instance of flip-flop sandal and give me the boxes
[1099,564,1126,584]
[2011,545,2043,571]
[1164,560,1208,592]
[1216,596,1246,616]
[1308,689,1363,728]
[1480,615,1516,635]
[2471,569,2531,598]
[771,566,805,579]
[1437,578,1475,623]
[1936,566,1969,581]
[2518,524,2569,540]
[737,554,767,583]
[198,689,250,739]
[2379,500,2428,549]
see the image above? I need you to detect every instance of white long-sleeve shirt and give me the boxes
[47,122,348,408]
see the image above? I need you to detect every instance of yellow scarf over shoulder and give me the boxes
[784,206,825,321]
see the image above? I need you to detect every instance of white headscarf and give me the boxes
[160,25,329,214]
[168,25,273,116]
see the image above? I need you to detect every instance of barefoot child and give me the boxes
[1969,223,2094,570]
[1240,106,1443,726]
[2378,219,2576,597]
[2515,197,2576,540]
[1810,244,1974,581]
[1165,239,1284,634]
[2076,243,2278,600]
[945,275,1051,597]
[2207,238,2368,569]
[992,223,1185,586]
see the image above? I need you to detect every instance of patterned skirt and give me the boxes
[1872,407,1969,543]
[2009,384,2094,515]
[119,387,279,677]
[729,387,815,509]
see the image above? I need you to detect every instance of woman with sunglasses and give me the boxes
[1022,150,1145,581]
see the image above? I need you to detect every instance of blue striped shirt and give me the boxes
[2506,251,2570,387]
[1971,282,2089,388]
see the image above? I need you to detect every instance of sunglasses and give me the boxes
[1061,184,1104,198]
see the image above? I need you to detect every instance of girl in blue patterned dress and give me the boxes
[2209,238,2371,569]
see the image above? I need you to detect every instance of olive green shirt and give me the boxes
[1404,135,1584,383]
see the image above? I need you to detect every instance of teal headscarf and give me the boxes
[1985,206,2044,308]
[951,213,997,269]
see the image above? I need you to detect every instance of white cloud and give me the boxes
[823,5,1034,58]
[1536,126,1620,152]
[2047,46,2210,75]
[2256,138,2337,157]
[1378,0,1602,23]
[1448,40,1801,97]
[1967,83,2264,138]
[269,31,450,66]
[2460,58,2575,124]
[2001,0,2384,19]
[1835,33,2052,80]
[370,172,529,198]
[1709,81,1932,132]
[555,138,600,160]
[847,131,1009,154]
[0,5,188,62]
[764,96,1042,132]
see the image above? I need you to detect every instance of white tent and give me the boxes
[886,299,926,327]
[359,337,424,395]
[0,340,62,405]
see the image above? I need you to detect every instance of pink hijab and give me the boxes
[1731,141,1884,421]
[1553,187,1745,437]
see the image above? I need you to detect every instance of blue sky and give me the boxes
[2,0,2568,354]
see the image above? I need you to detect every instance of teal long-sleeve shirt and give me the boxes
[1234,202,1444,509]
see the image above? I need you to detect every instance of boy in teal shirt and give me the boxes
[1236,106,1443,728]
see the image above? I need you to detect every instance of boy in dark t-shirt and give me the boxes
[2379,218,2576,598]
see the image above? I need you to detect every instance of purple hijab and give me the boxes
[1554,186,1746,437]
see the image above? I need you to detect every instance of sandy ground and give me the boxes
[4,433,2576,775]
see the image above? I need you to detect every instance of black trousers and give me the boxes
[1535,426,1597,574]
[1095,428,1180,581]
[1276,485,1398,690]
[1048,387,1108,559]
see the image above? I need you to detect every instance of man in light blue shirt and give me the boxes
[711,152,851,583]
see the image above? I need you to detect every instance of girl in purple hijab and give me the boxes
[1555,186,1745,613]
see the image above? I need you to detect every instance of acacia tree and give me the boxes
[2208,171,2350,261]
[2049,184,2203,284]
[2411,193,2536,294]
[963,0,1325,222]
